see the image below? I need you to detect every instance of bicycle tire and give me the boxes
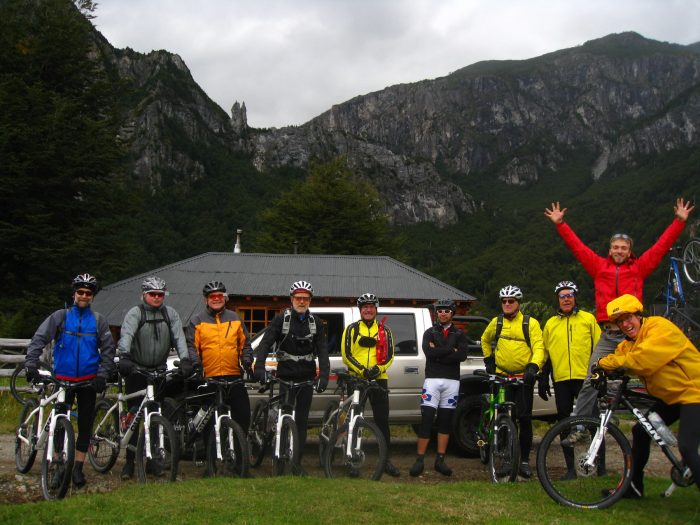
[248,401,269,468]
[206,416,250,477]
[536,415,632,509]
[10,361,51,406]
[272,416,299,476]
[323,419,387,481]
[15,398,39,473]
[318,400,339,467]
[40,416,75,500]
[88,399,120,473]
[488,413,520,483]
[136,413,179,483]
[683,238,700,284]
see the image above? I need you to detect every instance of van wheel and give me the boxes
[452,395,482,457]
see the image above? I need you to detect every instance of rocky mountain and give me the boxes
[97,30,700,225]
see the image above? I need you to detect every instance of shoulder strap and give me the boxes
[492,313,504,350]
[282,308,292,335]
[137,304,173,331]
[350,320,361,344]
[522,315,531,349]
[55,308,69,341]
[308,313,317,336]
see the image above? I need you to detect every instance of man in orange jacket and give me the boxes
[596,294,700,498]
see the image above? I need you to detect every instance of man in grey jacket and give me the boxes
[116,276,192,480]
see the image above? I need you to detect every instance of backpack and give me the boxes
[491,313,531,350]
[281,308,317,336]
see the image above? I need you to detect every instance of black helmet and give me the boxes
[433,299,456,313]
[203,280,226,296]
[72,273,98,293]
[357,293,379,308]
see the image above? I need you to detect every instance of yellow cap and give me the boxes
[607,294,643,321]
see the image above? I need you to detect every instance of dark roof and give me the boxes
[92,252,476,326]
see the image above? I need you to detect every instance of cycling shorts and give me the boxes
[420,377,459,409]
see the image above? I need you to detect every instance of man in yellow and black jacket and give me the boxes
[186,280,253,435]
[481,284,545,479]
[341,292,399,477]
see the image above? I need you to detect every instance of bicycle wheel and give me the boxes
[40,416,75,500]
[88,399,120,473]
[318,400,339,467]
[323,419,387,481]
[207,417,250,477]
[683,238,700,284]
[488,414,520,483]
[136,413,179,483]
[536,416,632,509]
[478,396,490,465]
[272,416,299,476]
[15,398,39,473]
[10,361,51,406]
[248,401,269,467]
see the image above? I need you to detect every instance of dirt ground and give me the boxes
[0,431,673,505]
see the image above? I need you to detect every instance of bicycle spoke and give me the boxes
[207,418,249,477]
[136,414,179,483]
[88,399,120,473]
[683,239,700,285]
[15,399,39,473]
[536,416,632,509]
[489,414,519,483]
[323,419,387,480]
[40,417,75,500]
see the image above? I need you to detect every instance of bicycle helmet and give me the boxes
[357,293,379,308]
[499,285,523,300]
[433,299,456,312]
[554,281,578,295]
[72,273,98,293]
[607,294,643,321]
[203,280,226,296]
[141,276,167,293]
[289,280,314,296]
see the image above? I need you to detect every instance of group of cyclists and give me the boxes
[20,196,700,500]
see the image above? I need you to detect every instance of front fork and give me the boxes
[583,410,613,471]
[45,390,70,464]
[273,405,296,459]
[213,407,233,460]
[142,384,160,460]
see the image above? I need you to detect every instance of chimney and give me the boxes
[293,240,299,254]
[234,229,243,253]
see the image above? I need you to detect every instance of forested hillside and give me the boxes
[2,0,699,336]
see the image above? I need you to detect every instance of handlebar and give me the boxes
[474,369,524,384]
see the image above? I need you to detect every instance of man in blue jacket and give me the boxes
[25,273,116,489]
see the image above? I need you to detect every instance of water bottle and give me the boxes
[648,411,677,446]
[191,406,207,431]
[120,407,137,432]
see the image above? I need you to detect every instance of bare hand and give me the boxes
[544,202,566,224]
[674,197,695,222]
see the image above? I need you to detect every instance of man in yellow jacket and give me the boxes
[341,292,399,477]
[481,285,545,478]
[596,294,700,498]
[540,281,601,478]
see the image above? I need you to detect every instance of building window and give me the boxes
[237,307,275,337]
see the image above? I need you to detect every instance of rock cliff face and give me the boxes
[98,31,700,224]
[250,32,700,223]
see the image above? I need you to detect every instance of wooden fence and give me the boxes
[0,338,30,377]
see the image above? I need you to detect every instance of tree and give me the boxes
[253,158,401,256]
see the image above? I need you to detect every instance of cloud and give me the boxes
[94,0,700,128]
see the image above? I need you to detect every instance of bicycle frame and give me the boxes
[207,377,244,462]
[663,248,687,315]
[17,383,71,465]
[333,375,380,460]
[586,375,691,496]
[475,371,520,448]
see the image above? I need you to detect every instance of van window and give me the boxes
[316,313,346,356]
[383,313,418,356]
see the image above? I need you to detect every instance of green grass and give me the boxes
[0,476,698,524]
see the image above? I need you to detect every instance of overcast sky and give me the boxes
[94,0,700,129]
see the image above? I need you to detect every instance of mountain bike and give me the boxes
[473,369,522,483]
[247,374,312,475]
[15,375,92,500]
[536,370,694,509]
[163,375,250,477]
[319,371,387,480]
[87,366,179,483]
[659,240,700,342]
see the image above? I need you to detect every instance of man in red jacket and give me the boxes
[544,198,694,422]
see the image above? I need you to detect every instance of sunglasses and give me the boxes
[292,295,311,302]
[436,309,453,314]
[207,293,226,300]
[75,289,93,297]
[558,293,575,299]
[147,291,165,298]
[501,298,518,305]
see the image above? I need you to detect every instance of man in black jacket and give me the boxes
[409,299,468,477]
[254,280,330,475]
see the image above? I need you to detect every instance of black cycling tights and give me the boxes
[66,385,97,453]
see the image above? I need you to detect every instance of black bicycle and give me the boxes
[536,370,693,509]
[163,375,249,477]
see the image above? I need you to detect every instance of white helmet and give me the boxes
[555,280,578,294]
[289,280,314,296]
[499,285,523,300]
[142,276,167,293]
